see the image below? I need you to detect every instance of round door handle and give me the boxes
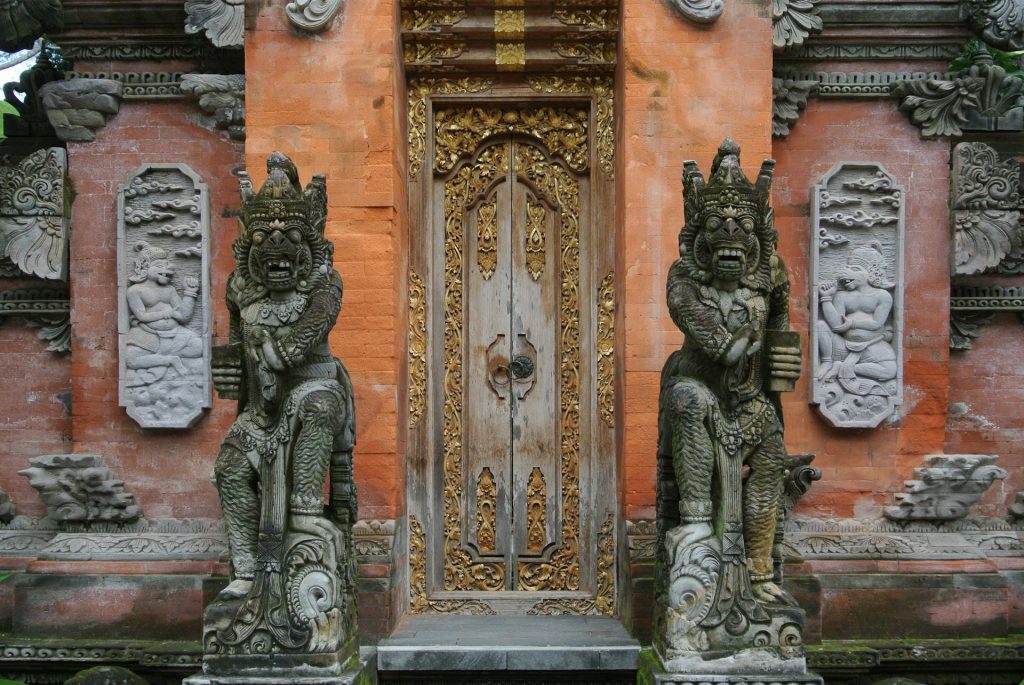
[509,355,534,380]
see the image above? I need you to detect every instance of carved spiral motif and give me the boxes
[753,630,772,647]
[288,564,336,626]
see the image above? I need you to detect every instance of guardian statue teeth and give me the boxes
[655,138,809,674]
[201,152,357,677]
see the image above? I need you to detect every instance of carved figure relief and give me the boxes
[201,153,358,675]
[656,139,809,675]
[0,147,69,281]
[811,163,904,429]
[950,141,1021,275]
[117,165,211,429]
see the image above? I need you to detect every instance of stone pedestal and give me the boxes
[184,651,376,685]
[637,649,823,685]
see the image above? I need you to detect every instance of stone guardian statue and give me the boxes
[650,139,819,682]
[193,152,360,683]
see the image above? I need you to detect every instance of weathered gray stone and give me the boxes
[200,152,358,680]
[884,454,1007,522]
[18,454,141,525]
[0,147,69,280]
[960,0,1024,50]
[38,78,122,142]
[116,164,212,429]
[180,74,245,140]
[772,77,817,138]
[656,139,810,676]
[773,0,823,50]
[950,141,1021,275]
[0,0,64,53]
[184,0,244,48]
[0,287,71,353]
[667,0,723,24]
[65,665,148,685]
[285,0,344,33]
[810,162,904,428]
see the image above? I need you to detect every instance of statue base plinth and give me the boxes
[184,651,375,685]
[638,648,822,685]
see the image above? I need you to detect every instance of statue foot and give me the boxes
[218,578,253,600]
[752,580,798,607]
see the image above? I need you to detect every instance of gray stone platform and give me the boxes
[377,615,640,672]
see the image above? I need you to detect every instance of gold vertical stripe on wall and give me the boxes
[477,197,498,280]
[408,270,427,426]
[525,198,546,281]
[526,466,548,553]
[476,467,498,553]
[597,271,615,427]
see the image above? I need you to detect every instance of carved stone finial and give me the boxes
[19,454,142,525]
[667,0,724,25]
[184,0,244,48]
[773,0,823,51]
[0,0,64,53]
[772,77,817,137]
[950,141,1021,275]
[652,140,813,678]
[285,0,344,32]
[38,79,122,142]
[196,152,358,680]
[0,147,69,281]
[180,74,246,141]
[884,454,1007,522]
[960,0,1024,51]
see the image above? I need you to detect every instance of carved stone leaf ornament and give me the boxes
[179,74,245,140]
[0,0,64,53]
[184,0,244,48]
[772,77,818,137]
[949,285,1024,349]
[884,454,1007,521]
[0,287,70,352]
[950,141,1021,275]
[0,147,69,281]
[285,0,343,32]
[772,0,823,51]
[117,164,212,429]
[38,79,123,142]
[668,0,724,25]
[811,163,904,428]
[19,454,142,524]
[960,0,1024,51]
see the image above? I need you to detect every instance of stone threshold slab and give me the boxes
[377,615,640,672]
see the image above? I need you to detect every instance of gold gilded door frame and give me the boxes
[406,82,618,617]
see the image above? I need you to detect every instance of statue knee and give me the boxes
[214,444,251,485]
[667,383,709,423]
[298,390,343,433]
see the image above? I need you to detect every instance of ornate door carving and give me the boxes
[409,104,615,615]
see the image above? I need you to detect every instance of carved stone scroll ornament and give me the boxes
[960,0,1024,51]
[668,0,724,25]
[19,454,142,524]
[117,165,211,429]
[285,0,343,33]
[0,147,69,281]
[0,287,70,352]
[811,163,904,428]
[949,285,1024,350]
[0,0,64,53]
[772,0,823,51]
[890,47,1023,138]
[184,0,244,48]
[180,74,245,141]
[772,77,817,138]
[654,139,811,677]
[949,141,1021,275]
[199,152,359,678]
[884,454,1007,522]
[38,79,123,143]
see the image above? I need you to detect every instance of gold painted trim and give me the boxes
[529,76,614,178]
[528,513,615,615]
[404,38,467,66]
[476,467,498,553]
[477,197,498,280]
[409,515,497,615]
[402,6,467,32]
[553,39,616,65]
[515,142,582,592]
[553,8,619,31]
[525,198,546,281]
[442,144,508,591]
[526,466,547,553]
[496,42,526,71]
[408,269,427,426]
[408,78,493,180]
[494,9,525,39]
[597,271,615,427]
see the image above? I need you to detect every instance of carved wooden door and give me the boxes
[409,104,615,614]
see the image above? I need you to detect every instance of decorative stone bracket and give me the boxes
[773,0,823,50]
[960,0,1024,51]
[184,0,244,48]
[0,287,71,353]
[668,0,724,25]
[19,454,142,526]
[180,73,245,140]
[38,78,123,143]
[950,285,1024,350]
[950,141,1021,276]
[772,77,817,137]
[884,454,1007,522]
[0,147,69,281]
[285,0,344,32]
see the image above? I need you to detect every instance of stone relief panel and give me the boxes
[810,163,904,428]
[950,141,1021,276]
[117,164,211,429]
[0,147,69,281]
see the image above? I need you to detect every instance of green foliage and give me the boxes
[0,679,25,685]
[0,99,19,141]
[950,38,1024,79]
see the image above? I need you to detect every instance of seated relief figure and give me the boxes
[655,139,809,672]
[816,241,897,398]
[203,152,357,674]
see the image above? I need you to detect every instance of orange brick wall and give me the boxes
[773,99,954,519]
[64,100,243,520]
[619,0,773,521]
[245,0,405,522]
